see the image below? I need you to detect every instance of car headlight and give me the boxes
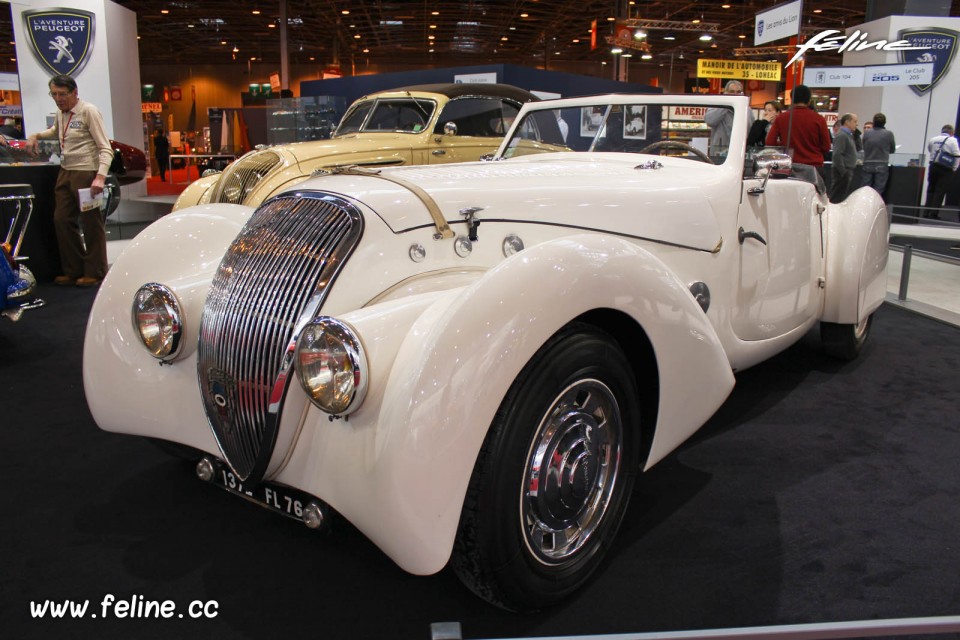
[132,283,183,360]
[295,317,368,415]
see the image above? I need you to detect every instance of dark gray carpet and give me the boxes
[2,284,959,639]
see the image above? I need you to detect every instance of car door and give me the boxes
[428,97,520,164]
[732,176,825,341]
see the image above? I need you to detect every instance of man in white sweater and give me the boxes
[25,74,113,287]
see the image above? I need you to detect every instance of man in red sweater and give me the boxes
[765,84,832,173]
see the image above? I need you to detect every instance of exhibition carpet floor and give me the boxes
[2,289,959,640]
[145,170,190,197]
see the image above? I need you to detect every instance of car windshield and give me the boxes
[334,98,436,136]
[499,100,738,164]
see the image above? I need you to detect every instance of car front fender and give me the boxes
[172,173,220,211]
[281,233,734,575]
[83,203,254,451]
[822,187,889,324]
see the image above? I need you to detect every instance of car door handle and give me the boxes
[432,149,446,156]
[738,227,767,245]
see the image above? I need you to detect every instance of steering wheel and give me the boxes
[639,140,715,164]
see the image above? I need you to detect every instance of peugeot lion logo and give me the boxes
[49,35,75,64]
[757,20,764,38]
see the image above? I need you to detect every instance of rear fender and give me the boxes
[822,187,889,324]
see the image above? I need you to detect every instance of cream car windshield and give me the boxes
[500,102,736,164]
[334,98,436,136]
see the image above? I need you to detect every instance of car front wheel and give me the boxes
[452,323,641,611]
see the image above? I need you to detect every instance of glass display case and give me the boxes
[266,96,346,145]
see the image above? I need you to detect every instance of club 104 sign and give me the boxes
[804,63,933,88]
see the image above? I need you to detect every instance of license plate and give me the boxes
[208,462,315,521]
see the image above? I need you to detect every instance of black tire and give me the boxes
[452,323,641,611]
[821,314,873,361]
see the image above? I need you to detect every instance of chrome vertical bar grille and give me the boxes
[211,150,283,205]
[197,193,363,482]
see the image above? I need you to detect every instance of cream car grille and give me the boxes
[211,150,283,205]
[197,193,363,482]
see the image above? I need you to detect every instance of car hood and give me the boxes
[295,154,726,252]
[283,133,418,167]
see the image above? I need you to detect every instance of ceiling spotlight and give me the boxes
[678,52,684,59]
[611,47,623,54]
[699,34,713,41]
[721,3,732,8]
[341,10,350,15]
[232,46,239,52]
[252,10,260,15]
[813,8,822,13]
[634,30,647,40]
[363,48,369,53]
[663,34,676,41]
[641,53,653,60]
[354,33,361,39]
[621,53,633,58]
[520,13,529,18]
[739,34,746,39]
[692,18,700,24]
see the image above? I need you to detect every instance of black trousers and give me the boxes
[829,169,852,204]
[156,153,169,180]
[923,163,953,218]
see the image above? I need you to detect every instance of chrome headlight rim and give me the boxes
[131,283,184,360]
[295,317,368,416]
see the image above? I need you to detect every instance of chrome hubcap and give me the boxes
[521,379,622,564]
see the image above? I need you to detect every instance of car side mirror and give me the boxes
[753,151,792,177]
[748,151,793,196]
[443,122,458,136]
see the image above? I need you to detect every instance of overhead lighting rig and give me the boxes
[732,45,794,57]
[604,18,720,57]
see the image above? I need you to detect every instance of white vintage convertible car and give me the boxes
[84,94,889,611]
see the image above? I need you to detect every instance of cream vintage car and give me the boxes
[172,83,537,211]
[84,93,889,611]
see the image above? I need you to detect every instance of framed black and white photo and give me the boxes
[623,105,647,140]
